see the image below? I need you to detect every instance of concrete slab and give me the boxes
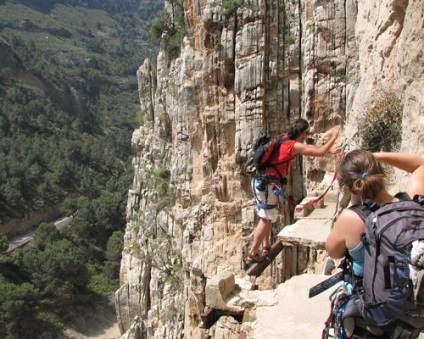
[253,274,336,339]
[277,217,334,248]
[278,194,339,247]
[251,273,424,339]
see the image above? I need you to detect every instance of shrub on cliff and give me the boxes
[360,92,403,152]
[151,1,186,60]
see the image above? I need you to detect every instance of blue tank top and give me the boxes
[348,242,364,277]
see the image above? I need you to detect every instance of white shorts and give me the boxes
[252,175,280,222]
[256,207,279,222]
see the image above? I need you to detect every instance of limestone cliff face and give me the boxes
[116,0,424,338]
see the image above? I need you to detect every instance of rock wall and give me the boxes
[116,0,424,338]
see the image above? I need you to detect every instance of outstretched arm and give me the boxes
[294,125,341,157]
[374,152,424,173]
[375,152,424,198]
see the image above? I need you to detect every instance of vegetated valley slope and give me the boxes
[0,0,162,226]
[0,0,162,337]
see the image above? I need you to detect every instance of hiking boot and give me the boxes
[261,246,271,261]
[243,254,267,271]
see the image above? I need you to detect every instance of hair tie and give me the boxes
[362,172,369,178]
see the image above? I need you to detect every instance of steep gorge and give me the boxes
[116,0,424,338]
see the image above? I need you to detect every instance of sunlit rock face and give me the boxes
[117,0,424,337]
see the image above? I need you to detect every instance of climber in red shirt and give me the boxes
[245,119,341,269]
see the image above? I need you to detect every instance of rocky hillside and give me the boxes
[116,0,424,338]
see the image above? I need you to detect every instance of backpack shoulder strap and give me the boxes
[253,131,270,150]
[392,191,424,204]
[412,194,424,205]
[350,194,423,222]
[348,200,379,221]
[270,134,286,157]
[395,192,411,201]
[348,204,370,222]
[268,135,296,164]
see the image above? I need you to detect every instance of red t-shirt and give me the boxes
[265,135,297,179]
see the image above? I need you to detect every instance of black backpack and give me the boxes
[350,194,424,329]
[243,132,292,178]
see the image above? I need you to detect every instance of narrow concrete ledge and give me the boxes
[252,274,338,338]
[278,217,333,249]
[278,192,339,248]
[276,193,340,281]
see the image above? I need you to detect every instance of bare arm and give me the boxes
[374,152,424,173]
[374,152,424,198]
[326,208,365,259]
[294,125,341,157]
[325,221,347,259]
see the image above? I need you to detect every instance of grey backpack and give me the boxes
[351,194,424,329]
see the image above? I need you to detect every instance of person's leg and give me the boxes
[246,176,278,267]
[249,217,272,258]
[262,222,271,255]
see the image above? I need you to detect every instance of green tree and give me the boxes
[94,191,124,230]
[102,230,124,281]
[21,240,89,303]
[105,230,124,262]
[0,277,62,339]
[64,216,94,246]
[0,235,9,252]
[34,222,62,250]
